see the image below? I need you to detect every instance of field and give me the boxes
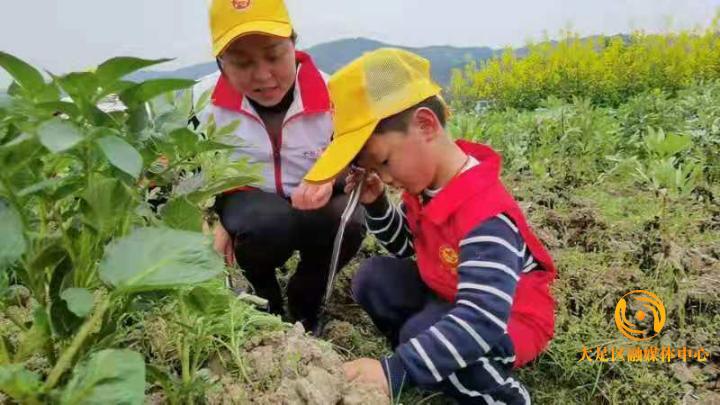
[1,28,719,404]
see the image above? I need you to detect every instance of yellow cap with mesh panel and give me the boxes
[209,0,293,57]
[304,48,443,183]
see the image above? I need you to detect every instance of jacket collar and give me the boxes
[406,140,503,225]
[210,50,330,119]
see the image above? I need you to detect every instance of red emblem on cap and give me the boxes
[232,0,251,10]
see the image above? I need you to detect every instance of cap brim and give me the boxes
[213,21,292,56]
[304,120,377,183]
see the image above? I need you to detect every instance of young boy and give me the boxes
[303,49,556,404]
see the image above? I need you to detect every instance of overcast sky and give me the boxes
[1,0,718,87]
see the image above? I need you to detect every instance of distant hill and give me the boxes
[306,38,495,85]
[127,62,218,83]
[128,37,497,87]
[7,35,632,91]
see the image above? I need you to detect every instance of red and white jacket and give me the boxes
[193,51,332,197]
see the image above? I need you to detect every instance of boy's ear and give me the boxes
[412,107,442,141]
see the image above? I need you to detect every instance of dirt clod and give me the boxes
[238,323,389,405]
[323,320,355,348]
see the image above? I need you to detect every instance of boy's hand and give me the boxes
[345,170,384,205]
[342,358,389,396]
[291,180,334,210]
[213,223,235,267]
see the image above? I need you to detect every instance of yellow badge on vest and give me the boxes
[439,245,459,274]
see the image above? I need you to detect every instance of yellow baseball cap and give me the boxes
[209,0,293,57]
[304,48,443,183]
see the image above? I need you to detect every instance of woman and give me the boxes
[195,0,365,331]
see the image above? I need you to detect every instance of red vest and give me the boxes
[402,140,557,362]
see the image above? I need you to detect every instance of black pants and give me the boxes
[215,189,365,327]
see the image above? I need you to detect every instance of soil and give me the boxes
[231,323,388,405]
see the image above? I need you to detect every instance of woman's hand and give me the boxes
[213,223,235,266]
[291,180,334,210]
[342,358,389,396]
[345,170,385,205]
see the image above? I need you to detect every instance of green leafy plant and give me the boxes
[633,127,702,198]
[0,52,262,403]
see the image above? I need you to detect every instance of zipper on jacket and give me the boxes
[270,131,284,197]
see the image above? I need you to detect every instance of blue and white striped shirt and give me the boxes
[365,192,538,398]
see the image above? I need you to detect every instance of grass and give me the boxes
[319,166,719,404]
